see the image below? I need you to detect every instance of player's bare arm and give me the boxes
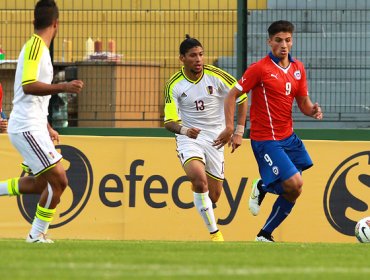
[164,121,201,139]
[23,80,84,96]
[229,95,248,153]
[296,95,323,120]
[214,87,243,149]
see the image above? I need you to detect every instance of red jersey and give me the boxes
[236,54,308,140]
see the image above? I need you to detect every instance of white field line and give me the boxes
[21,263,370,276]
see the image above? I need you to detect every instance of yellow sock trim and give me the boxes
[6,178,20,196]
[35,204,56,222]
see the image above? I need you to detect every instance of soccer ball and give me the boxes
[355,216,370,243]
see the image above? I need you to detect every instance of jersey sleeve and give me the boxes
[205,65,248,105]
[22,36,43,86]
[163,79,180,124]
[236,93,248,104]
[236,62,261,93]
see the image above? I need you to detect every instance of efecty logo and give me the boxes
[17,145,93,228]
[324,151,370,236]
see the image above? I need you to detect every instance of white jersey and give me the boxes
[8,34,53,133]
[164,64,247,140]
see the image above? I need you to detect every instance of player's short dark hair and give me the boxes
[179,34,203,55]
[267,20,294,37]
[34,0,59,30]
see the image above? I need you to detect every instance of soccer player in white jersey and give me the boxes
[0,0,84,243]
[164,35,248,241]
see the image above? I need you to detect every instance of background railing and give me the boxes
[0,0,369,129]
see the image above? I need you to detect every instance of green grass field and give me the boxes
[0,240,369,280]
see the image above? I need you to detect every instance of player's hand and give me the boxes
[213,127,233,150]
[48,127,60,144]
[230,134,242,153]
[65,80,84,94]
[186,127,201,139]
[0,118,7,133]
[312,102,323,120]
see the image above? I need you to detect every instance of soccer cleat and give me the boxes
[255,230,275,242]
[249,178,266,216]
[26,233,54,244]
[210,230,224,242]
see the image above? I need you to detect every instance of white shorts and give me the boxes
[176,135,224,181]
[8,130,62,176]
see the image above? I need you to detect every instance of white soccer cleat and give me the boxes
[255,230,275,242]
[26,233,54,243]
[249,178,266,216]
[255,235,274,242]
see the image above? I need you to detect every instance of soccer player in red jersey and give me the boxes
[214,20,323,242]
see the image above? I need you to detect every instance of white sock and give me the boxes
[193,191,218,233]
[0,180,8,196]
[29,217,50,238]
[29,204,55,238]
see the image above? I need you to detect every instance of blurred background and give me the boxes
[0,0,369,129]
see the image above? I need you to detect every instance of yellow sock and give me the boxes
[35,203,56,223]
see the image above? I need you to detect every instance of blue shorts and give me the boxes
[251,133,313,187]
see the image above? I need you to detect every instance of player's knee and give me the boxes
[50,176,68,196]
[283,175,303,199]
[191,178,208,193]
[290,184,302,200]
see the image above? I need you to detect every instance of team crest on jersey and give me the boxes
[181,92,187,98]
[206,86,214,95]
[49,151,55,159]
[294,70,301,80]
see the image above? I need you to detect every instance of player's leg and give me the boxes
[207,176,222,204]
[184,160,221,239]
[26,162,67,243]
[206,176,224,241]
[203,142,225,241]
[256,172,301,242]
[249,140,284,216]
[204,142,225,204]
[177,137,223,241]
[255,133,313,242]
[0,176,46,196]
[8,131,64,243]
